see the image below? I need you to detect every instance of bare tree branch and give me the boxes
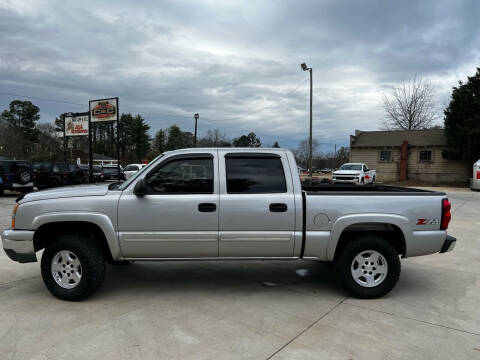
[382,76,437,130]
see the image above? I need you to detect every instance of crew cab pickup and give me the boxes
[332,163,376,185]
[1,148,456,301]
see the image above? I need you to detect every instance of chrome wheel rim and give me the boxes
[51,250,82,289]
[351,250,388,288]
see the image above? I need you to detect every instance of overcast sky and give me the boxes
[1,0,479,151]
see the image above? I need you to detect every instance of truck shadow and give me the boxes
[99,260,346,300]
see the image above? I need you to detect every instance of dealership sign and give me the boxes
[89,97,118,122]
[65,115,89,136]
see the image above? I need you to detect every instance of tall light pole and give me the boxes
[301,62,313,178]
[194,113,199,147]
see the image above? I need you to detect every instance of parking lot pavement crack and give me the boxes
[343,302,480,337]
[264,296,348,360]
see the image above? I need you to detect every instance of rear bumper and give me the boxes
[440,235,456,253]
[1,229,37,263]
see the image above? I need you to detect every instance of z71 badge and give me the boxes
[417,218,440,225]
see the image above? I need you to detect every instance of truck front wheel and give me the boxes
[335,235,401,298]
[41,233,105,301]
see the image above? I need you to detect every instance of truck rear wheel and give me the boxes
[335,235,400,298]
[41,234,105,301]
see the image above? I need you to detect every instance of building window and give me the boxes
[379,150,391,162]
[419,150,433,162]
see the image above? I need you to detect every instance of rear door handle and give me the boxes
[269,203,288,212]
[198,203,217,212]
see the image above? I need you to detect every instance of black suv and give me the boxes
[33,162,70,189]
[0,160,34,195]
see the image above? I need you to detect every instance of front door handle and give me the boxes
[269,203,288,212]
[198,203,217,212]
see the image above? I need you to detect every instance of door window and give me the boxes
[146,158,213,194]
[225,157,286,193]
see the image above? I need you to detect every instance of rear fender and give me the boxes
[326,213,411,261]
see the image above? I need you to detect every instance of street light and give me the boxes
[301,62,313,178]
[194,113,199,147]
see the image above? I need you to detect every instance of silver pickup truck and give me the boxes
[1,148,456,301]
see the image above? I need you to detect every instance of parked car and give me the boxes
[124,163,145,179]
[320,168,332,174]
[33,162,69,189]
[0,160,34,195]
[471,159,480,191]
[2,148,455,301]
[101,165,124,181]
[332,163,376,185]
[92,165,104,182]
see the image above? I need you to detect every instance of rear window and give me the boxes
[124,165,139,171]
[225,157,287,194]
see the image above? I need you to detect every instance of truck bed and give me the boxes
[302,184,445,196]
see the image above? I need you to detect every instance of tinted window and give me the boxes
[226,157,286,193]
[103,167,118,174]
[339,164,362,171]
[34,162,52,171]
[146,158,213,194]
[124,165,139,171]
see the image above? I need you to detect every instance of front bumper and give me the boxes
[440,235,456,253]
[1,229,37,263]
[332,178,360,184]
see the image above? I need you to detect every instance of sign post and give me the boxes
[88,97,119,182]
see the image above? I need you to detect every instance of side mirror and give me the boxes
[133,178,147,196]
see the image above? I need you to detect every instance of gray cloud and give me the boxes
[1,0,479,151]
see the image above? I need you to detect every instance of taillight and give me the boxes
[440,199,451,230]
[476,171,480,179]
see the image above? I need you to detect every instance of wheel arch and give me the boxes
[327,214,410,261]
[32,213,122,261]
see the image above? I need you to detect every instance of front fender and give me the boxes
[31,212,122,259]
[326,213,411,261]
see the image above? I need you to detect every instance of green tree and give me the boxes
[272,141,280,148]
[166,125,193,150]
[118,113,151,162]
[152,129,167,154]
[232,132,261,147]
[444,68,480,161]
[1,100,40,142]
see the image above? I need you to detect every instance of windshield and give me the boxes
[116,154,164,190]
[339,164,362,171]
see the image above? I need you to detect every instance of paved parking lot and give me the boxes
[0,188,479,359]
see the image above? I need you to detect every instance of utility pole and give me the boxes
[194,113,199,147]
[301,63,313,178]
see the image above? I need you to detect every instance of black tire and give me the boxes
[41,233,105,301]
[335,235,401,299]
[72,168,86,184]
[47,177,61,188]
